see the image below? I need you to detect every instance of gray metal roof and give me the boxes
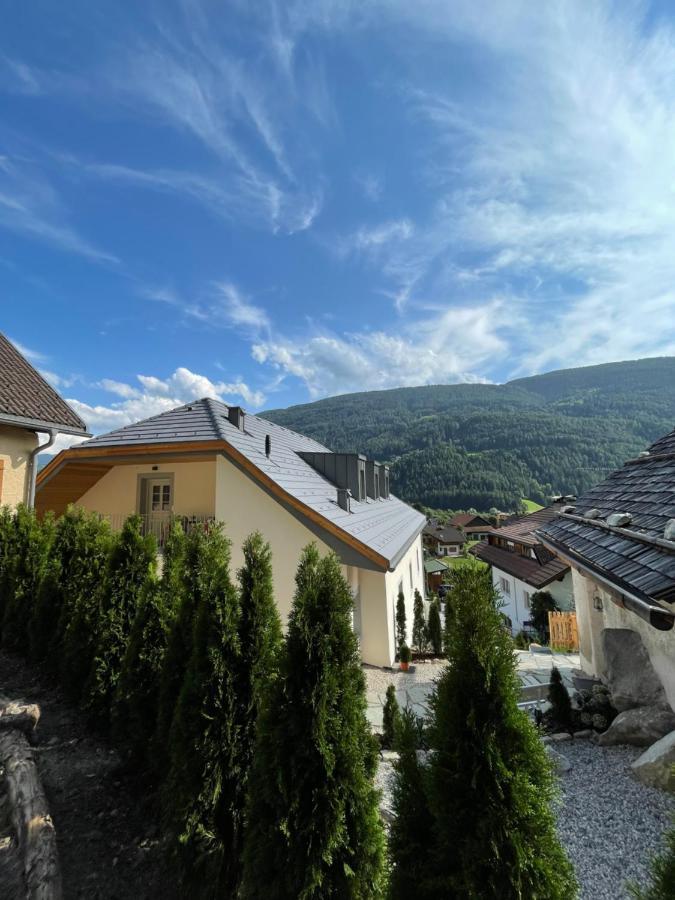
[79,397,425,569]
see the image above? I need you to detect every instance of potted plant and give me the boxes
[399,644,411,672]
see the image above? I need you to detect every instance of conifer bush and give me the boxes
[546,665,573,732]
[629,815,675,898]
[389,561,577,899]
[84,515,156,728]
[382,684,401,750]
[427,597,443,656]
[241,545,386,899]
[163,522,241,891]
[411,588,427,653]
[395,589,407,655]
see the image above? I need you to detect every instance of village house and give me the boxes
[474,503,574,633]
[422,519,466,557]
[538,429,675,710]
[449,512,493,541]
[35,397,426,668]
[0,333,89,509]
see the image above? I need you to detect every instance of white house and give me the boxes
[36,398,426,668]
[422,520,466,557]
[475,504,574,633]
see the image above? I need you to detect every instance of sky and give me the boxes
[3,0,675,447]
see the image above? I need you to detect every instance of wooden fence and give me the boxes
[548,611,579,652]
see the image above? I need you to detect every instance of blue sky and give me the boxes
[3,0,675,445]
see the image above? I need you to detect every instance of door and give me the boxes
[141,477,173,545]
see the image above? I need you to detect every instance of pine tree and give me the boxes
[427,597,443,657]
[382,684,401,750]
[629,817,675,898]
[389,562,577,899]
[411,589,427,653]
[395,589,407,655]
[241,546,386,899]
[85,515,156,728]
[547,665,573,732]
[163,522,241,891]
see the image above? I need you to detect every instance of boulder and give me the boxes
[631,730,675,791]
[601,628,669,711]
[597,706,675,747]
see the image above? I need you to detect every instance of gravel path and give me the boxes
[377,740,674,899]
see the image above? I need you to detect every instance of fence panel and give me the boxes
[548,611,579,651]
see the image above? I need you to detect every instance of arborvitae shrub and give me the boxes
[382,683,401,749]
[546,665,573,732]
[411,588,427,653]
[2,505,54,654]
[530,590,557,642]
[629,815,675,898]
[57,511,114,699]
[396,589,407,655]
[241,546,386,899]
[85,515,156,728]
[389,562,577,899]
[163,522,241,892]
[0,506,14,609]
[427,597,443,656]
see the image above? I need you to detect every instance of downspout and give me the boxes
[27,429,57,509]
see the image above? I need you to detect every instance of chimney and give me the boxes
[337,487,352,512]
[228,406,246,431]
[378,463,390,499]
[365,460,381,500]
[265,434,271,457]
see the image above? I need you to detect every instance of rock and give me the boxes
[551,732,573,742]
[631,729,675,791]
[573,729,593,739]
[598,706,675,747]
[601,629,669,711]
[546,747,572,774]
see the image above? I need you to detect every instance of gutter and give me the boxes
[0,412,90,438]
[27,430,58,509]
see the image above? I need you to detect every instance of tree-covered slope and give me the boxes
[262,357,675,512]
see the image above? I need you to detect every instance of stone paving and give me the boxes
[365,649,580,732]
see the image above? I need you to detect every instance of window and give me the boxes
[151,482,172,511]
[523,590,531,610]
[375,472,380,498]
[499,577,511,596]
[416,548,420,573]
[409,562,413,590]
[359,469,366,500]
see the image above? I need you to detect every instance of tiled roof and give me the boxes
[423,522,466,545]
[424,557,449,574]
[539,429,675,604]
[64,398,426,570]
[0,333,87,434]
[492,505,567,547]
[450,513,491,528]
[475,541,570,588]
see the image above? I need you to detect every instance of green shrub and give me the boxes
[84,515,156,728]
[382,684,401,750]
[241,546,386,899]
[399,644,411,665]
[412,589,427,653]
[396,589,407,656]
[545,665,573,732]
[389,561,577,899]
[427,597,443,656]
[629,816,675,898]
[513,629,530,650]
[530,590,557,642]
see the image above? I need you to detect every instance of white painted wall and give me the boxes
[0,424,37,508]
[491,564,574,633]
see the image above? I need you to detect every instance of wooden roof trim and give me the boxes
[36,440,390,572]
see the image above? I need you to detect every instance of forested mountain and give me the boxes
[263,357,675,513]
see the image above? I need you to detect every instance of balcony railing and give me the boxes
[100,513,216,548]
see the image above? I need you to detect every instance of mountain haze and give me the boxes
[263,358,675,512]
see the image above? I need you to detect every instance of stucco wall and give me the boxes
[492,565,574,633]
[384,535,426,665]
[573,569,675,711]
[0,425,37,508]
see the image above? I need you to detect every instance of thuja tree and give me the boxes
[629,817,675,899]
[411,589,427,653]
[241,546,386,900]
[395,589,407,655]
[427,597,443,657]
[2,505,54,654]
[546,665,573,732]
[382,684,401,750]
[163,522,241,892]
[85,515,156,728]
[530,590,557,642]
[389,561,577,899]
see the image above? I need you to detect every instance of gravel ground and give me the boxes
[377,739,674,899]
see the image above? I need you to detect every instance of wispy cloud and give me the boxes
[1,56,42,95]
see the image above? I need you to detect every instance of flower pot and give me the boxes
[400,661,409,672]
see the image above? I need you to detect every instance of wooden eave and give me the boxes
[36,440,390,571]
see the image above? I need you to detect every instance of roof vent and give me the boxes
[186,405,193,411]
[664,519,675,541]
[606,512,632,528]
[638,451,650,458]
[560,505,576,514]
[337,487,352,513]
[228,406,246,431]
[265,434,271,458]
[585,509,602,519]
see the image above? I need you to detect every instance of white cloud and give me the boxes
[212,282,271,332]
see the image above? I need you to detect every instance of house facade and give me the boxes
[539,429,675,710]
[474,503,573,633]
[422,519,466,557]
[36,398,426,668]
[450,513,493,541]
[0,333,88,508]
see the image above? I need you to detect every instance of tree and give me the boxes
[382,684,401,750]
[530,590,558,642]
[411,589,427,653]
[163,522,241,891]
[427,597,443,657]
[546,665,573,732]
[241,546,386,899]
[84,515,156,728]
[389,561,577,898]
[629,818,675,898]
[395,589,407,656]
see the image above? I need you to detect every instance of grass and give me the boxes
[443,554,487,571]
[521,498,544,512]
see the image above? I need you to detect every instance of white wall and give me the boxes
[0,425,37,508]
[383,534,426,665]
[492,565,574,633]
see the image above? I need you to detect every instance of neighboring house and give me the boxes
[36,397,426,668]
[538,428,675,709]
[474,503,574,633]
[450,513,493,541]
[424,556,449,594]
[422,519,466,557]
[0,333,89,509]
